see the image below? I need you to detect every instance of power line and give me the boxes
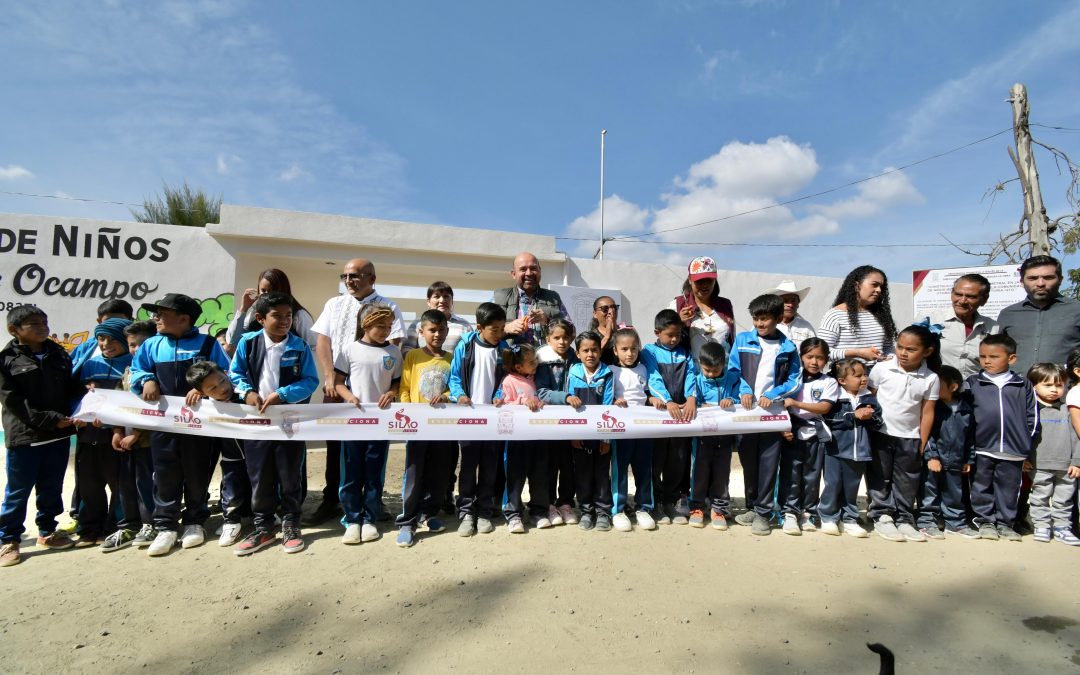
[1032,122,1080,133]
[554,237,994,248]
[0,189,142,209]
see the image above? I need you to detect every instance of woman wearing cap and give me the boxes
[224,268,316,356]
[818,265,896,367]
[767,280,817,351]
[670,256,735,361]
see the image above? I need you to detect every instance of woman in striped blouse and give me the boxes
[818,265,897,368]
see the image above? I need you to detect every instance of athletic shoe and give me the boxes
[57,519,78,535]
[558,505,578,525]
[132,524,156,548]
[218,522,243,547]
[423,517,445,533]
[843,520,869,538]
[595,514,612,532]
[578,513,595,531]
[945,525,980,540]
[0,542,21,567]
[656,503,673,526]
[507,516,526,534]
[673,497,690,521]
[820,520,841,536]
[636,510,657,531]
[710,511,728,531]
[101,529,136,553]
[548,505,564,526]
[180,525,206,549]
[303,499,342,525]
[534,514,552,529]
[457,515,477,537]
[751,514,771,536]
[613,512,633,532]
[996,524,1022,542]
[897,523,927,542]
[874,516,904,542]
[396,526,415,548]
[74,534,100,548]
[1033,527,1052,543]
[782,515,801,536]
[689,509,706,528]
[361,523,380,542]
[147,530,178,556]
[282,526,304,553]
[1054,527,1080,546]
[234,529,276,556]
[734,511,757,526]
[919,525,945,540]
[36,531,75,550]
[978,524,999,540]
[342,523,363,545]
[476,517,495,534]
[800,513,817,532]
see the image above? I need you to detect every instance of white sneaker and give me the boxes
[897,522,927,542]
[613,512,633,532]
[218,522,243,547]
[534,515,552,529]
[342,524,362,544]
[782,516,802,536]
[548,505,564,527]
[476,517,495,534]
[361,523,380,542]
[843,521,870,538]
[820,520,841,536]
[635,510,657,531]
[800,513,817,532]
[147,530,178,556]
[507,516,526,534]
[180,525,205,549]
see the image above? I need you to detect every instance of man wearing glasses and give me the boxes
[493,252,571,346]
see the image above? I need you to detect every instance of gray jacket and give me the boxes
[1031,401,1080,471]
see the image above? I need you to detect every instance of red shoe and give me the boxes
[282,526,305,554]
[234,529,276,557]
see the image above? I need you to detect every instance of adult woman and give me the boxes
[224,268,316,356]
[668,256,735,361]
[818,265,897,366]
[589,295,620,364]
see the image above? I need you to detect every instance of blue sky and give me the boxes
[2,0,1079,282]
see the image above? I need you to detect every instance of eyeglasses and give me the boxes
[595,304,619,313]
[340,273,373,281]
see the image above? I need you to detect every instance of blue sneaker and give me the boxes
[424,517,445,533]
[396,526,415,548]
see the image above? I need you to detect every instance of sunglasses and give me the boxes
[595,304,619,313]
[340,273,373,281]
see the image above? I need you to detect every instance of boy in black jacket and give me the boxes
[916,366,977,539]
[0,306,86,567]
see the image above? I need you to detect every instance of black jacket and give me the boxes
[964,371,1039,459]
[824,389,883,462]
[0,338,86,447]
[924,396,976,470]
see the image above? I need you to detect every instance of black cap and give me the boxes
[141,293,202,323]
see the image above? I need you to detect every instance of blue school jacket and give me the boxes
[964,370,1039,459]
[536,352,579,405]
[726,330,802,401]
[229,330,319,404]
[824,389,883,461]
[694,372,737,406]
[924,396,976,470]
[640,342,697,405]
[447,330,509,403]
[129,329,230,396]
[566,362,615,406]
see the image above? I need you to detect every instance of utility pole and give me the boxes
[1008,83,1051,257]
[599,129,607,260]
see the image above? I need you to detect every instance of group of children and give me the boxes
[1,282,1078,568]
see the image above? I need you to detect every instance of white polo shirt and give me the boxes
[868,356,940,439]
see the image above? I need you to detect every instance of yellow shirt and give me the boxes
[399,349,451,403]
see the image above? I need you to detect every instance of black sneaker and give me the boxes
[595,514,612,532]
[303,499,342,525]
[578,513,595,531]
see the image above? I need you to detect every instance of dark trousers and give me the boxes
[779,436,825,516]
[818,455,866,524]
[612,438,654,515]
[68,445,82,518]
[573,443,613,518]
[322,440,342,504]
[150,431,212,532]
[737,432,783,516]
[0,439,70,542]
[917,467,968,531]
[397,441,455,528]
[116,445,154,530]
[457,441,501,519]
[444,443,460,508]
[689,436,731,515]
[340,440,388,525]
[220,439,252,525]
[74,440,119,537]
[867,433,922,524]
[653,436,690,506]
[547,441,576,507]
[971,454,1024,528]
[503,441,550,520]
[245,439,305,530]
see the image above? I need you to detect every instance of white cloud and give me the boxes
[277,163,309,182]
[808,168,924,220]
[0,165,34,180]
[216,153,242,175]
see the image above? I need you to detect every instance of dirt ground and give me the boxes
[1,444,1078,674]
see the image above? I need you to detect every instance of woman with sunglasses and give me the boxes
[589,296,620,365]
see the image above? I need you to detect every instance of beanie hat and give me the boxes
[94,317,132,344]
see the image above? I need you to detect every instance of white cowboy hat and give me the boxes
[766,280,810,301]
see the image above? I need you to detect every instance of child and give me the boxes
[725,294,802,536]
[819,359,882,537]
[229,292,319,555]
[610,328,657,532]
[780,338,837,535]
[688,341,737,530]
[567,331,616,531]
[334,303,402,545]
[536,318,578,525]
[1026,363,1080,545]
[866,324,940,543]
[396,309,454,547]
[1069,349,1080,442]
[0,306,86,567]
[448,302,509,537]
[129,293,231,556]
[641,309,698,525]
[915,365,977,539]
[102,320,158,552]
[965,334,1039,541]
[70,317,132,547]
[499,343,549,534]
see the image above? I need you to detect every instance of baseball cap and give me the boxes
[141,293,202,323]
[687,256,718,281]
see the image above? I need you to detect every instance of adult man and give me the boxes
[306,259,405,524]
[493,252,571,345]
[928,274,999,378]
[998,255,1080,375]
[767,280,816,350]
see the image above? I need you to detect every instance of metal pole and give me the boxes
[599,129,607,260]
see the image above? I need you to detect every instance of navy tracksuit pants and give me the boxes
[340,440,388,525]
[0,439,70,542]
[573,443,612,518]
[779,436,825,517]
[245,439,305,530]
[971,454,1024,528]
[818,455,866,524]
[917,467,968,531]
[116,445,154,530]
[220,439,252,525]
[397,440,455,528]
[150,431,212,532]
[457,440,501,519]
[547,440,576,507]
[74,438,119,538]
[689,436,731,515]
[611,438,654,515]
[503,441,550,521]
[323,440,342,505]
[737,432,783,516]
[867,433,922,525]
[652,436,690,506]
